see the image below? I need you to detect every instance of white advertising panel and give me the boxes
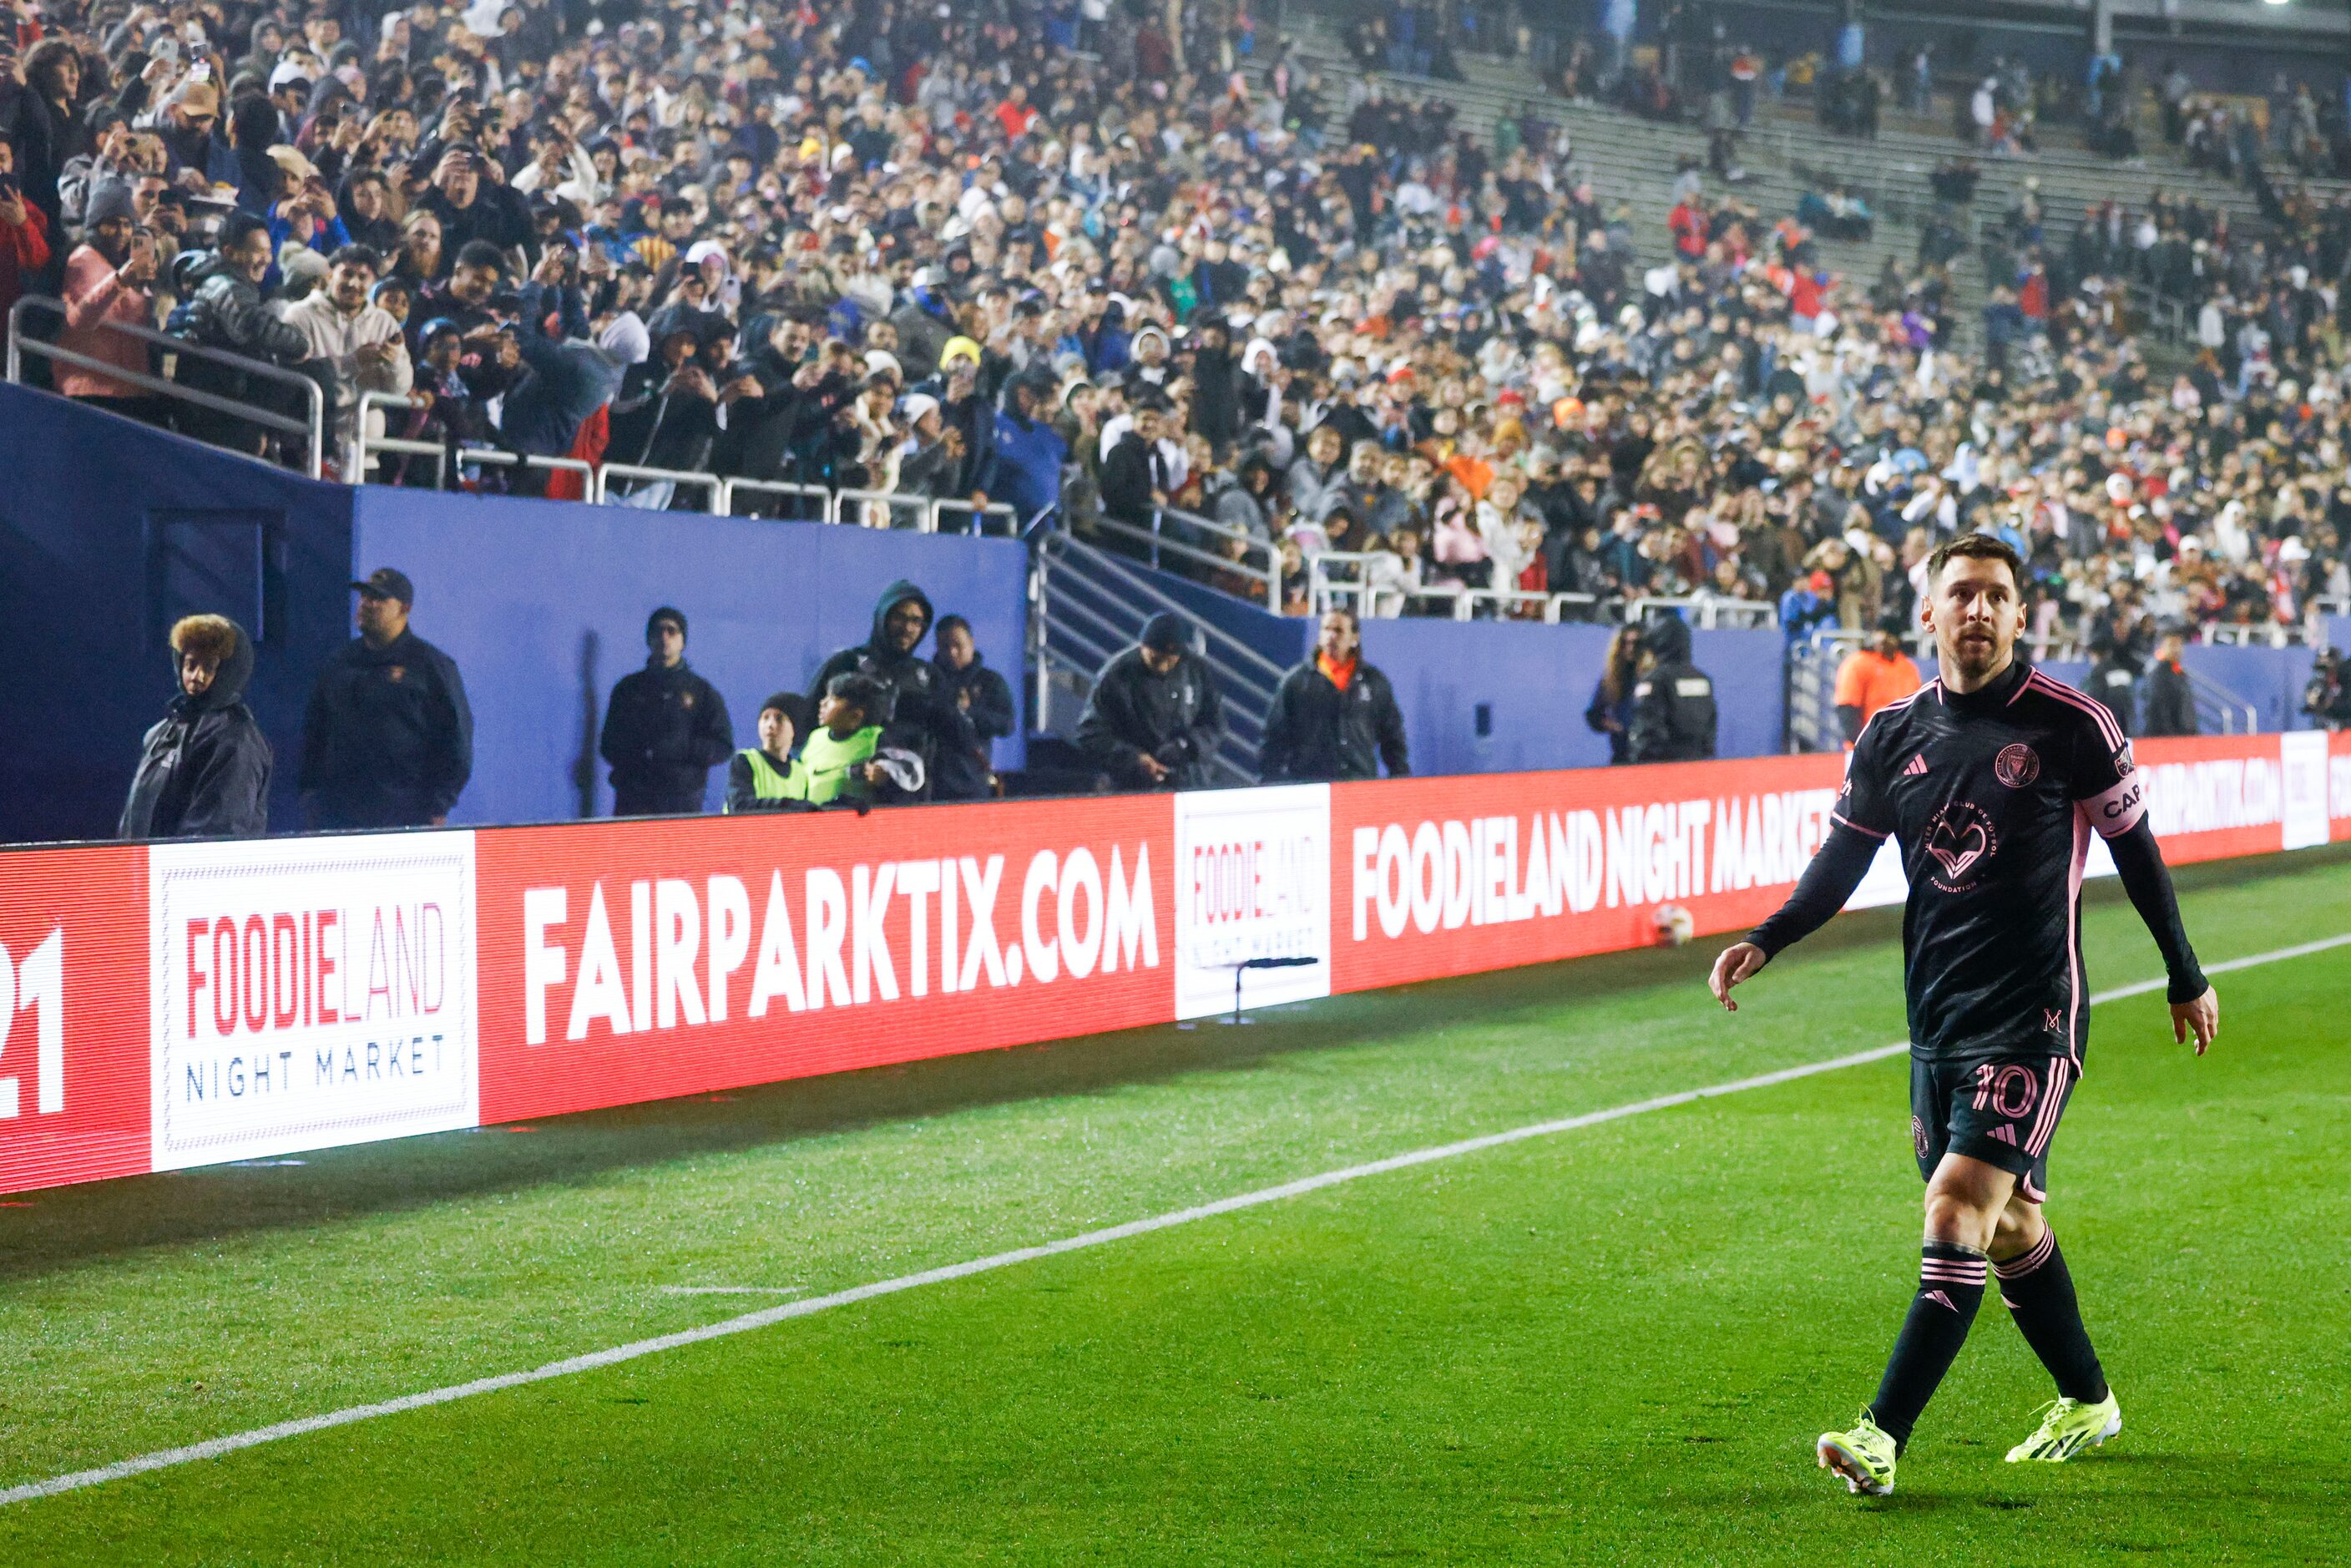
[149,833,478,1170]
[1173,786,1332,1020]
[2279,732,2332,852]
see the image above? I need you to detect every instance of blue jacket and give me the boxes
[982,409,1068,524]
[500,283,624,457]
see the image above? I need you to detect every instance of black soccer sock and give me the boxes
[1867,1242,1987,1450]
[1995,1227,2110,1404]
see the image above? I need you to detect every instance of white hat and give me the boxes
[865,349,902,379]
[900,392,940,425]
[682,239,730,272]
[268,58,314,92]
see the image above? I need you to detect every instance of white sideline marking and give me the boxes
[657,1286,806,1297]
[5,933,2344,1510]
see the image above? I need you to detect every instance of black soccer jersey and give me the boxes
[1834,658,2144,1067]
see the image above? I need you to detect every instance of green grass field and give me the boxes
[3,851,2348,1564]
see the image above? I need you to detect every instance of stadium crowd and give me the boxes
[5,0,2350,771]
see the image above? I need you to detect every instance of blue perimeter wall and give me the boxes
[351,490,1029,824]
[0,384,354,843]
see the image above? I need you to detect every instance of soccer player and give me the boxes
[1708,534,2218,1496]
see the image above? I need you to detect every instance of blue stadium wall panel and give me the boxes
[351,489,1029,824]
[0,384,355,843]
[1358,620,1787,777]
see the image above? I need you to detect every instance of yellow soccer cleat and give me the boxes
[1817,1410,1898,1495]
[2005,1393,2121,1462]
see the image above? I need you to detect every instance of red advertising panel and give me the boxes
[0,846,149,1194]
[1331,754,1850,994]
[2132,735,2294,865]
[474,796,1176,1124]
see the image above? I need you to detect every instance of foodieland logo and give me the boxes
[149,835,478,1171]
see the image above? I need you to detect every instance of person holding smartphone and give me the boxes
[57,181,165,423]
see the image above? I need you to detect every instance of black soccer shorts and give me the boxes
[1909,1053,2078,1202]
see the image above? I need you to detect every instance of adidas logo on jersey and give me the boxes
[1902,753,1930,776]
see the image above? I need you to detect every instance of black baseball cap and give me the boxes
[352,567,414,604]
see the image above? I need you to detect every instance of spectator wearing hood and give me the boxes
[1625,614,1718,763]
[930,615,1017,801]
[812,579,948,746]
[889,266,956,377]
[599,606,734,815]
[120,615,273,839]
[604,304,723,482]
[1260,609,1409,781]
[978,372,1067,526]
[1076,612,1226,790]
[299,568,473,828]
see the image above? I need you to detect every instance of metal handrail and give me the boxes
[8,293,326,478]
[1629,594,1777,630]
[1162,503,1284,614]
[1084,512,1284,612]
[933,498,1019,535]
[830,487,933,530]
[1452,587,1557,622]
[2199,622,2295,650]
[1057,535,1293,688]
[2184,667,2260,736]
[721,477,833,519]
[595,462,724,511]
[351,389,431,480]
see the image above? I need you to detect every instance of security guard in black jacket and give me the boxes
[599,606,736,815]
[300,569,474,829]
[1625,613,1718,763]
[1076,612,1226,790]
[1260,609,1410,781]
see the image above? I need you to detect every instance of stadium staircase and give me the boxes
[1029,529,1292,785]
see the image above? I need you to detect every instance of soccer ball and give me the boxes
[1654,904,1695,948]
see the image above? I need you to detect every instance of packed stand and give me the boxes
[0,0,2346,664]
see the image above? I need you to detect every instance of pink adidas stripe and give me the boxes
[1995,1229,2058,1280]
[2028,670,2125,751]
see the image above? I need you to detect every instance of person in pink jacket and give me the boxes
[58,182,162,423]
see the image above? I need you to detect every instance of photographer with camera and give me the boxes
[2306,648,2351,731]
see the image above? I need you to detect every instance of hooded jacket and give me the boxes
[812,579,948,740]
[119,620,274,839]
[1076,642,1226,791]
[1625,615,1717,764]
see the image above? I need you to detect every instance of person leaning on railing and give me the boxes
[167,211,311,455]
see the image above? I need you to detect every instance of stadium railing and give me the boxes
[1081,505,1282,614]
[1627,594,1777,630]
[8,294,326,479]
[594,462,726,513]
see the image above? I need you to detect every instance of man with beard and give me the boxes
[152,78,240,193]
[811,579,954,797]
[1714,534,2216,1497]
